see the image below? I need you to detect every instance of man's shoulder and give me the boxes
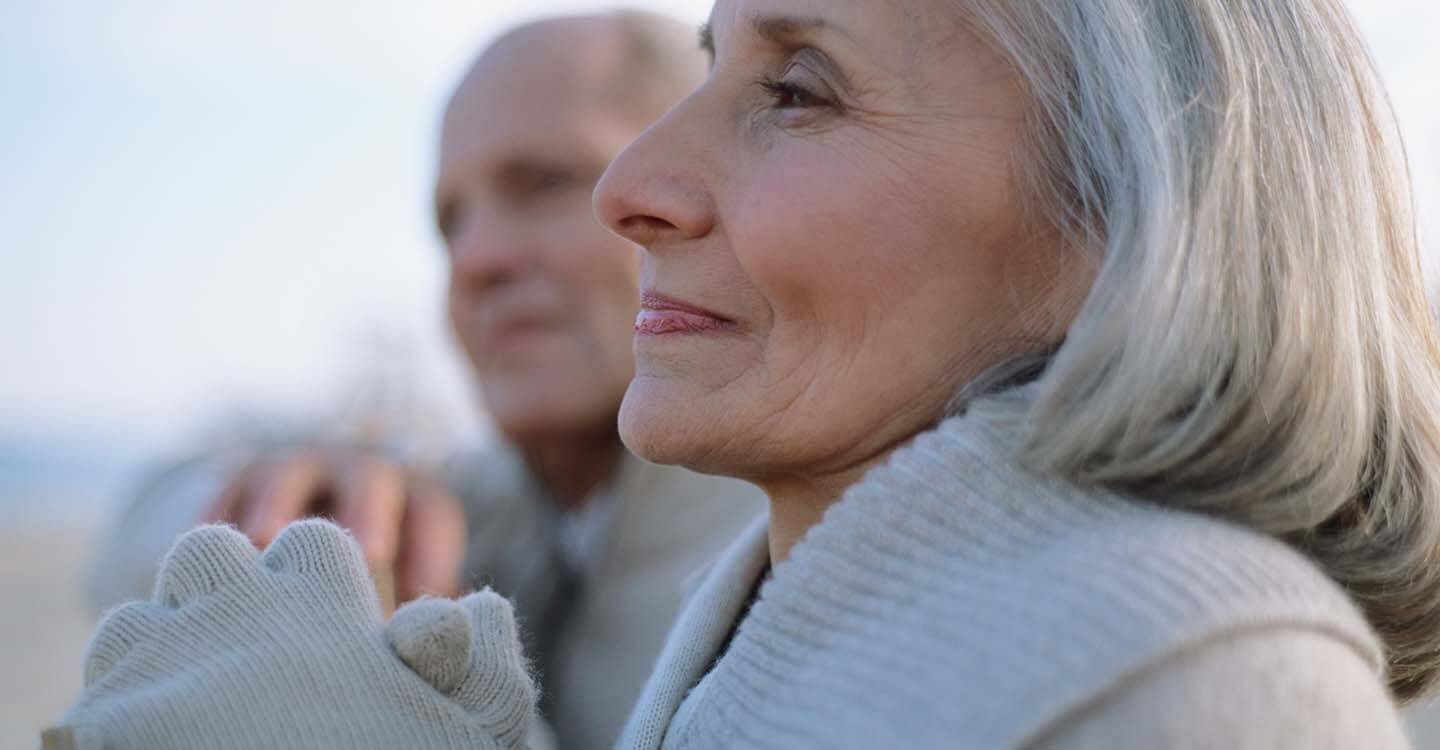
[441,443,538,508]
[609,458,766,548]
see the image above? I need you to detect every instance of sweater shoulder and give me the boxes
[921,496,1388,743]
[721,415,1386,746]
[846,413,1383,674]
[1029,627,1408,749]
[933,488,1382,669]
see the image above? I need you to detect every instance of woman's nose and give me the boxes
[593,109,715,248]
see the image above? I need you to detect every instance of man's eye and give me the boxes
[537,171,575,190]
[437,203,460,244]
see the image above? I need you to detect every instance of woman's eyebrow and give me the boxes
[749,14,836,43]
[698,14,849,58]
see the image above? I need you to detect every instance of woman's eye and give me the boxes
[761,77,827,110]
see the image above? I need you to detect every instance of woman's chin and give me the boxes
[619,374,722,470]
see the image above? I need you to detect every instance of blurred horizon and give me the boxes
[1,0,1436,518]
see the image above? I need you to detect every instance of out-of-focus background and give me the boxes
[0,0,1435,746]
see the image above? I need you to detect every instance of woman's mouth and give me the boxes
[635,292,736,335]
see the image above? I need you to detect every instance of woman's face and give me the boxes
[595,0,1084,486]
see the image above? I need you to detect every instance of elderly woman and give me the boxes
[60,0,1438,747]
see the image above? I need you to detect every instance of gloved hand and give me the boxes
[52,520,536,749]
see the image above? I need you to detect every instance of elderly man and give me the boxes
[86,12,764,749]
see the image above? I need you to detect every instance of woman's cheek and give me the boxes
[729,152,913,314]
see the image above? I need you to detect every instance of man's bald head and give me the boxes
[450,11,706,130]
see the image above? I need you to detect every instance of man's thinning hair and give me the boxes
[475,10,707,127]
[606,9,709,123]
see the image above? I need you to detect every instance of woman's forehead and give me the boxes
[703,0,978,73]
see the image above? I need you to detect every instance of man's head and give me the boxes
[434,12,705,445]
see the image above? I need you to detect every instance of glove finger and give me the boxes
[387,597,473,695]
[153,524,261,609]
[260,518,382,618]
[83,600,170,687]
[453,588,536,748]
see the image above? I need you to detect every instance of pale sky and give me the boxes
[1,0,1436,449]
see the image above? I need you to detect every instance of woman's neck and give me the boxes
[761,457,887,564]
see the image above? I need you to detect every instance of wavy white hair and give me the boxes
[956,0,1440,700]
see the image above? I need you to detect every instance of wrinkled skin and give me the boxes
[594,0,1088,548]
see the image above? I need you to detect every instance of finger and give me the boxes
[260,518,382,620]
[240,452,329,549]
[395,480,466,602]
[332,456,406,572]
[387,597,472,695]
[153,524,262,608]
[455,588,535,746]
[84,600,171,687]
[201,462,257,525]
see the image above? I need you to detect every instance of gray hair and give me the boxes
[956,0,1440,700]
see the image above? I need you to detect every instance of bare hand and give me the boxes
[202,449,466,609]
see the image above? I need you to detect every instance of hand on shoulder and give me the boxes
[205,448,467,609]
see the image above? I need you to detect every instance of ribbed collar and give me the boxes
[621,413,1381,748]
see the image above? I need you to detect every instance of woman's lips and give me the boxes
[635,292,735,335]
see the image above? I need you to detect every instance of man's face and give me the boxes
[434,31,647,441]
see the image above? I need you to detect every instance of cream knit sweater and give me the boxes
[623,414,1409,748]
[62,414,1411,748]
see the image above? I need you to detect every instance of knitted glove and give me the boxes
[52,520,536,749]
